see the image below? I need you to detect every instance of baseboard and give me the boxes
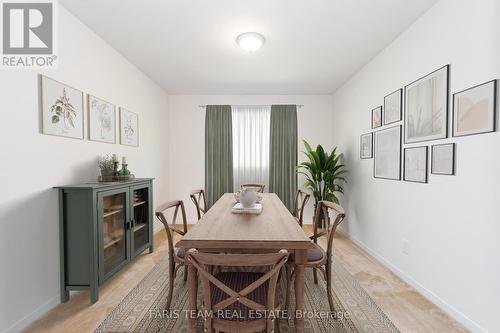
[2,294,59,333]
[337,228,487,333]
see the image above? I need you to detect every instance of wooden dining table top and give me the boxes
[176,193,314,250]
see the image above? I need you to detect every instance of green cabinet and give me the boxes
[56,179,154,303]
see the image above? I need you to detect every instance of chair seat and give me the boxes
[290,244,325,262]
[175,247,186,258]
[210,272,268,321]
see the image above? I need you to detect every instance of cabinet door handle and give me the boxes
[131,219,135,228]
[126,221,131,230]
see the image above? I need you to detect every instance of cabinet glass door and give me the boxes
[101,191,128,276]
[132,186,150,255]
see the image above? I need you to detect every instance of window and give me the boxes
[232,105,271,191]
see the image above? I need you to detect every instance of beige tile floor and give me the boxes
[23,226,467,333]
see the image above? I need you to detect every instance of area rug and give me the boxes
[95,256,399,332]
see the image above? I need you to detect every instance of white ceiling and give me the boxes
[58,0,438,94]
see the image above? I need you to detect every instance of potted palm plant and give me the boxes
[297,140,347,228]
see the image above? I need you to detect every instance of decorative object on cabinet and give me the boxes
[453,80,497,137]
[113,154,119,175]
[360,133,373,159]
[119,108,139,146]
[97,155,135,182]
[431,143,455,175]
[405,65,449,143]
[40,75,84,139]
[374,125,401,180]
[119,156,130,175]
[98,154,115,177]
[403,146,428,183]
[98,174,136,182]
[88,95,116,143]
[372,106,382,129]
[55,178,154,303]
[384,88,402,125]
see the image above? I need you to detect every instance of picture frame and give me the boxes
[40,75,84,139]
[119,107,139,147]
[452,80,497,137]
[360,133,373,159]
[403,146,428,183]
[374,125,401,180]
[431,143,455,175]
[372,106,382,129]
[404,65,449,143]
[88,95,116,144]
[384,88,402,125]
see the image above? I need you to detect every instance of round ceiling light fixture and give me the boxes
[236,32,265,52]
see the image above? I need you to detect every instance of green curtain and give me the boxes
[205,105,233,208]
[269,105,298,211]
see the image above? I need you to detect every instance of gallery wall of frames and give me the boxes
[360,65,497,183]
[39,74,139,147]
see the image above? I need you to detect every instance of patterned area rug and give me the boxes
[95,256,399,332]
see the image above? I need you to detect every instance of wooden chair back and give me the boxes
[155,200,188,258]
[292,189,310,226]
[186,249,288,331]
[190,189,207,220]
[240,183,265,193]
[312,201,346,258]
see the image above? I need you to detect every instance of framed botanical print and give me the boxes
[452,80,497,137]
[360,133,373,159]
[404,146,428,183]
[119,108,139,146]
[374,125,401,180]
[405,65,449,143]
[372,106,382,129]
[431,143,455,175]
[88,95,116,143]
[384,88,402,125]
[40,75,84,139]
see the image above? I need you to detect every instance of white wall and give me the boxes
[0,4,169,333]
[330,0,500,332]
[167,95,333,223]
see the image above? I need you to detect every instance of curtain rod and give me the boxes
[199,104,304,108]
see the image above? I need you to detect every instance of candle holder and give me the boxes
[119,163,131,176]
[113,161,119,176]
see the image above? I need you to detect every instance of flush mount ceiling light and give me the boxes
[236,32,265,52]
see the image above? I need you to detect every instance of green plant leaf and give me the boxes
[303,140,313,153]
[316,144,326,168]
[298,141,348,205]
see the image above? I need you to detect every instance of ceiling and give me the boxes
[58,0,438,95]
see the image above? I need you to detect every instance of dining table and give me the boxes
[176,192,314,333]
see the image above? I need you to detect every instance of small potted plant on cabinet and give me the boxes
[98,154,115,177]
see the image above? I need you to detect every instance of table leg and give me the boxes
[187,261,198,333]
[294,249,307,333]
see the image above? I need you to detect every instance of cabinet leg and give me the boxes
[90,286,99,304]
[61,290,69,303]
[149,245,154,254]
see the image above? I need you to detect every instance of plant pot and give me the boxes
[100,169,114,177]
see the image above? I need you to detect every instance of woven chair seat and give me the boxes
[210,272,268,321]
